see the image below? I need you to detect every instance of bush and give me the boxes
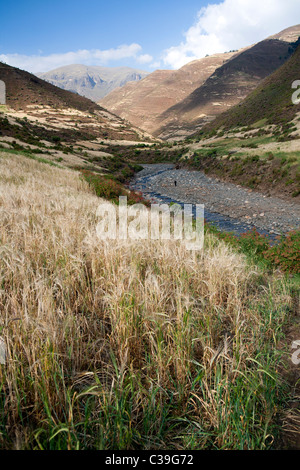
[208,226,300,274]
[81,170,150,206]
[265,231,300,274]
[81,170,122,200]
[240,229,270,257]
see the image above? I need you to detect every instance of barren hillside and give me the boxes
[156,32,300,140]
[100,52,238,134]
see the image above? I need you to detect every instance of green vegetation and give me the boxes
[1,43,300,450]
[194,41,300,138]
[187,142,300,197]
[0,146,61,167]
[0,114,95,145]
[102,143,182,165]
[81,169,148,205]
[206,225,300,275]
[0,151,298,451]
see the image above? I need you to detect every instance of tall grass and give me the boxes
[0,151,293,449]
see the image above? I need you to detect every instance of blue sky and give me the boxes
[0,0,299,72]
[1,0,205,55]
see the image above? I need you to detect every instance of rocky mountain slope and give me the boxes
[196,40,300,136]
[155,30,300,140]
[37,65,148,101]
[100,25,300,141]
[0,62,168,188]
[178,41,300,200]
[100,51,238,135]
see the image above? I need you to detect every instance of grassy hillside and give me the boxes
[0,151,297,449]
[177,43,300,199]
[197,41,300,135]
[0,62,154,144]
[0,62,100,112]
[0,62,166,190]
[183,135,300,199]
[155,37,300,140]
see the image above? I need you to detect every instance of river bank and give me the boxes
[130,164,300,237]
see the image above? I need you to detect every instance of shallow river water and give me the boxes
[130,164,300,240]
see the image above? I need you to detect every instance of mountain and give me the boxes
[154,27,300,140]
[100,25,300,141]
[196,39,300,136]
[100,51,239,134]
[267,24,300,42]
[0,61,153,143]
[37,65,148,101]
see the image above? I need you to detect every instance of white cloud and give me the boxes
[163,0,300,69]
[149,61,162,70]
[136,54,153,64]
[0,43,150,73]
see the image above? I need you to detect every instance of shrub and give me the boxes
[81,170,150,206]
[208,226,300,274]
[240,229,270,257]
[81,170,123,200]
[264,231,300,274]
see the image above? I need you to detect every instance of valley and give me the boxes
[0,18,299,451]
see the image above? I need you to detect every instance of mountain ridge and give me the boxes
[37,64,149,101]
[195,39,300,136]
[100,25,300,141]
[155,36,300,140]
[0,61,153,143]
[100,51,239,134]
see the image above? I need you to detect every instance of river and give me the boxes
[129,164,300,240]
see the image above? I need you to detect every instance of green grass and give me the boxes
[207,135,276,151]
[252,118,268,128]
[266,150,300,165]
[0,146,62,167]
[81,169,149,206]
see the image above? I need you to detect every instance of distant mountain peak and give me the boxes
[37,65,149,101]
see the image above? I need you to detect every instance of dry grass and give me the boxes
[0,151,294,449]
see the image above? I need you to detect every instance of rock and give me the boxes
[131,164,300,236]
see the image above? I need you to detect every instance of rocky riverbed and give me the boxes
[130,164,300,237]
